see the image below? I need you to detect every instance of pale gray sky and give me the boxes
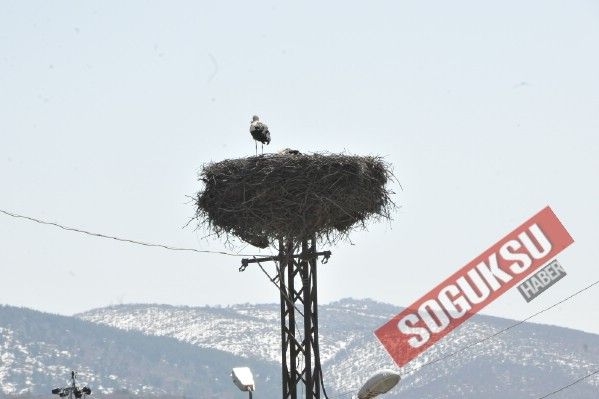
[1,1,598,335]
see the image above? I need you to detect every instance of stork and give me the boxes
[249,115,271,155]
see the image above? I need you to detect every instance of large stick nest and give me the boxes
[194,152,394,248]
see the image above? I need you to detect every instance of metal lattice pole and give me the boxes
[278,238,323,399]
[310,236,323,397]
[242,241,330,399]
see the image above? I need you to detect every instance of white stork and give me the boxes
[249,115,271,155]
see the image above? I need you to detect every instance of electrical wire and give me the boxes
[0,208,263,257]
[3,208,597,399]
[408,278,599,373]
[536,369,599,399]
[254,257,305,318]
[323,277,599,393]
[323,368,599,399]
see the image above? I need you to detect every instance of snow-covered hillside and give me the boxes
[1,299,598,398]
[77,298,599,398]
[0,305,279,398]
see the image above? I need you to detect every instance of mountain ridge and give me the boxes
[1,299,598,398]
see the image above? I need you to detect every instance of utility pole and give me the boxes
[241,236,331,399]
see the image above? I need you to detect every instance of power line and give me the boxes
[325,278,599,378]
[4,208,597,398]
[255,258,356,351]
[536,369,599,399]
[408,278,599,373]
[326,277,599,386]
[253,256,305,318]
[2,206,333,383]
[328,369,599,399]
[243,251,599,389]
[0,208,264,257]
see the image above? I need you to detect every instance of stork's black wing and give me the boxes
[250,122,271,144]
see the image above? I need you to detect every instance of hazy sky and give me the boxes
[1,1,598,335]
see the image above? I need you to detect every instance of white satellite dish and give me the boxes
[231,367,255,392]
[357,369,401,399]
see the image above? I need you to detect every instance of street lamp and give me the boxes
[231,367,255,399]
[357,369,401,399]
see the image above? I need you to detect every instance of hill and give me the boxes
[1,299,598,398]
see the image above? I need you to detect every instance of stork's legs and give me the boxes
[255,141,257,156]
[261,143,264,155]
